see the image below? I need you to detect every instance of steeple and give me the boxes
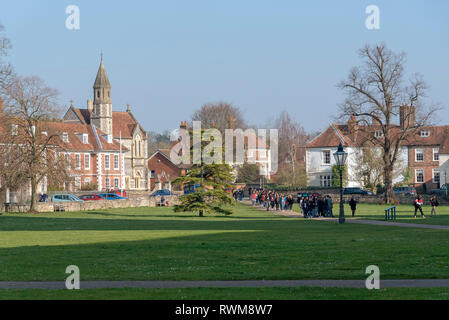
[91,55,113,135]
[93,57,111,104]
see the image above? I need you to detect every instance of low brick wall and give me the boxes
[1,195,180,213]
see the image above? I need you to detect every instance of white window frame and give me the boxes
[84,177,91,185]
[374,130,384,138]
[320,175,332,187]
[104,154,110,170]
[84,153,90,170]
[415,169,424,183]
[65,153,71,169]
[433,148,439,162]
[415,149,424,162]
[420,130,430,137]
[62,132,69,143]
[75,176,81,188]
[433,169,440,184]
[150,170,155,179]
[322,150,331,165]
[82,133,89,144]
[114,178,119,189]
[105,177,110,189]
[113,154,119,170]
[75,153,81,170]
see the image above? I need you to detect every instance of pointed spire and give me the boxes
[94,55,111,89]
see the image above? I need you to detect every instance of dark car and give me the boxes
[150,189,174,197]
[394,186,417,196]
[97,193,128,200]
[343,187,374,195]
[79,194,103,201]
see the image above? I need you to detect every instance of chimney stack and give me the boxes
[180,121,188,130]
[229,115,235,130]
[87,99,93,113]
[126,104,130,112]
[400,105,416,129]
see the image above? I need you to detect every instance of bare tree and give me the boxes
[1,75,66,211]
[339,44,438,203]
[191,102,247,134]
[0,24,13,88]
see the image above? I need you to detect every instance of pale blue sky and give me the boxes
[0,0,448,133]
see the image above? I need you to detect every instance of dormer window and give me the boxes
[82,133,88,144]
[11,124,18,136]
[420,130,430,138]
[374,130,384,138]
[107,134,112,144]
[62,132,69,143]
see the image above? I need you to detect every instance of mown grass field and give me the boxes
[290,202,449,225]
[1,203,448,299]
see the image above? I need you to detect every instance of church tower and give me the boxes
[91,56,113,135]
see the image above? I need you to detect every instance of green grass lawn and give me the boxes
[290,203,449,225]
[1,203,449,299]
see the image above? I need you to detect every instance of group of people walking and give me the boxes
[248,190,336,218]
[414,195,440,218]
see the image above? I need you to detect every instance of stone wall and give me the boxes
[1,195,180,213]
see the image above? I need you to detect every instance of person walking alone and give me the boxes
[414,195,425,219]
[349,197,357,217]
[430,195,439,217]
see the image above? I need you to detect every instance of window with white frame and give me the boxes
[114,178,119,189]
[105,154,110,170]
[82,133,88,144]
[415,149,424,162]
[62,132,69,143]
[65,153,71,169]
[374,130,384,138]
[105,178,110,189]
[322,150,331,165]
[75,153,81,170]
[75,177,81,188]
[150,170,155,178]
[433,148,439,162]
[320,175,332,187]
[433,169,440,184]
[84,177,91,185]
[84,154,90,170]
[415,169,424,183]
[11,124,18,136]
[420,130,430,137]
[113,154,119,170]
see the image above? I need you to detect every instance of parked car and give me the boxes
[79,194,103,201]
[105,188,127,197]
[393,186,417,196]
[51,194,83,202]
[150,189,174,197]
[343,188,374,195]
[97,193,128,200]
[430,184,449,196]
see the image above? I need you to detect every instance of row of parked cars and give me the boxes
[51,193,128,202]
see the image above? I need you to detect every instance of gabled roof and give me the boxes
[307,122,449,149]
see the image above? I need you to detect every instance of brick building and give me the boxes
[147,150,185,192]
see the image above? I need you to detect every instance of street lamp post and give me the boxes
[333,144,348,224]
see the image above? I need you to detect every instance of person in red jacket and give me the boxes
[414,195,425,219]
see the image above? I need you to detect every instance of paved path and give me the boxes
[243,200,449,230]
[2,279,449,289]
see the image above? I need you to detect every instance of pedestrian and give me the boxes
[414,195,425,219]
[251,192,257,206]
[430,195,439,217]
[349,197,357,217]
[326,195,333,217]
